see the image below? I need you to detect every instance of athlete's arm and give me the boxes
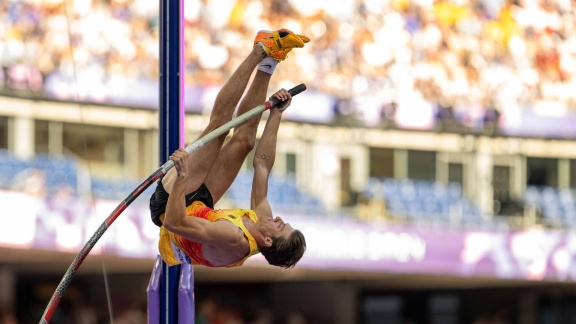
[251,89,291,216]
[163,149,238,245]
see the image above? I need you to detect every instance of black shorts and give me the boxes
[149,180,214,227]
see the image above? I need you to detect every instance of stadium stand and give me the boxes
[2,0,576,134]
[0,150,495,227]
[363,177,486,226]
[0,151,329,216]
[524,186,576,227]
[226,172,328,216]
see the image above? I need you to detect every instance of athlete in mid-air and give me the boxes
[150,28,310,269]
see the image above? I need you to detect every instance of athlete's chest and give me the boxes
[202,222,250,266]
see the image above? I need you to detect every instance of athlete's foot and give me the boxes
[254,28,310,62]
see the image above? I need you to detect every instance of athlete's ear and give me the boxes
[264,236,273,247]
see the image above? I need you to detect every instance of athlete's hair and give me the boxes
[260,229,306,269]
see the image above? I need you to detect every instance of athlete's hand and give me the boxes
[170,148,190,180]
[270,88,291,113]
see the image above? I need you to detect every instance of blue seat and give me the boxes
[224,173,327,215]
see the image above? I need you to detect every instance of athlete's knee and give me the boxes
[229,133,256,155]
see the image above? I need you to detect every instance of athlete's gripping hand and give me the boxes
[270,88,292,113]
[170,148,190,181]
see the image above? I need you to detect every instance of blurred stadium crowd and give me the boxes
[2,0,576,229]
[1,0,576,130]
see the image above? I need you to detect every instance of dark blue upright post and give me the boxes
[157,0,186,323]
[159,1,184,151]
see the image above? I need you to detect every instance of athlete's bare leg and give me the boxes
[161,45,265,194]
[204,70,271,203]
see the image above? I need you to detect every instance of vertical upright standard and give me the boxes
[147,0,194,323]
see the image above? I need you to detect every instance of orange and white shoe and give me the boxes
[254,28,310,61]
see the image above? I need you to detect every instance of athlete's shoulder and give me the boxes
[212,218,246,245]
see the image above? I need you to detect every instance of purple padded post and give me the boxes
[146,255,163,324]
[177,264,195,323]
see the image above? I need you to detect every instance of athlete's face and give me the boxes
[261,216,294,242]
[272,216,294,237]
